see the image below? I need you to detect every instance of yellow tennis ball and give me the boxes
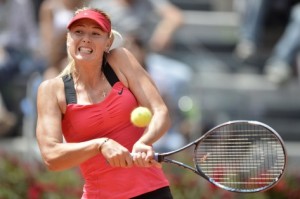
[130,107,152,127]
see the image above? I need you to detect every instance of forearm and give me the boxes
[39,138,107,171]
[138,106,171,146]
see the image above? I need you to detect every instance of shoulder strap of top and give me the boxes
[62,57,120,105]
[62,74,77,104]
[103,57,119,86]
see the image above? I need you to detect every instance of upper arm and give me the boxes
[36,79,64,157]
[108,48,171,144]
[108,48,166,110]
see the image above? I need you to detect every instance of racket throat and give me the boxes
[164,158,201,175]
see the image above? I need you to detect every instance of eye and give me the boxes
[92,32,101,36]
[75,30,83,35]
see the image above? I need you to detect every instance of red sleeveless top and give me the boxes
[61,80,169,198]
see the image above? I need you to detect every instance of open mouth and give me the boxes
[79,47,93,54]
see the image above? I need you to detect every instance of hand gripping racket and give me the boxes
[154,120,286,193]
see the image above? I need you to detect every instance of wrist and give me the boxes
[98,138,110,153]
[136,139,152,147]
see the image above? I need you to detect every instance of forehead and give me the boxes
[69,18,102,29]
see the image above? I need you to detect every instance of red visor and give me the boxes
[67,9,111,33]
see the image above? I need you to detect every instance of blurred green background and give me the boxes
[1,150,299,199]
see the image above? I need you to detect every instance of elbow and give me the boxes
[43,160,65,172]
[43,161,56,171]
[41,153,64,172]
[37,141,66,171]
[43,158,60,171]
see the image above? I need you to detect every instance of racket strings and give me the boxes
[195,123,285,192]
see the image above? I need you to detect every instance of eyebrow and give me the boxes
[73,24,104,31]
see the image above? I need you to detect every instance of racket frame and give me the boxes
[154,120,287,193]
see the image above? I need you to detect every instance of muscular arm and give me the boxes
[108,48,171,146]
[36,79,105,171]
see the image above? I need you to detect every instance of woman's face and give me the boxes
[67,18,111,63]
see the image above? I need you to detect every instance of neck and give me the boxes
[73,64,104,88]
[72,52,107,84]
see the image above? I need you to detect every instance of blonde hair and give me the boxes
[58,7,112,78]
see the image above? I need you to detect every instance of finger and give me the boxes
[143,153,153,167]
[111,157,121,167]
[119,158,127,167]
[105,159,111,166]
[141,152,149,167]
[139,152,152,167]
[125,155,133,167]
[150,159,162,168]
[133,152,148,167]
[133,153,143,167]
[145,150,154,161]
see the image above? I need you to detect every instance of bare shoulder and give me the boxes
[38,77,63,94]
[37,77,66,111]
[106,48,136,86]
[108,47,133,64]
[107,47,143,73]
[107,47,150,89]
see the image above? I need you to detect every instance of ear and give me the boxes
[106,33,114,52]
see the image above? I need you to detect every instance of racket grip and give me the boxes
[130,152,159,161]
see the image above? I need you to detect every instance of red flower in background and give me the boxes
[28,183,43,199]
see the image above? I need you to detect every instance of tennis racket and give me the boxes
[154,120,286,193]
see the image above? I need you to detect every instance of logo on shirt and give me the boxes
[118,88,124,95]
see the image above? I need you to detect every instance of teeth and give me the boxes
[79,47,93,54]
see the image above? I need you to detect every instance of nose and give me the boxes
[82,34,91,43]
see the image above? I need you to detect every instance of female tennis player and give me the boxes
[36,7,173,198]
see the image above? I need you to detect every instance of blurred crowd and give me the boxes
[1,0,300,151]
[234,0,300,84]
[0,0,193,152]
